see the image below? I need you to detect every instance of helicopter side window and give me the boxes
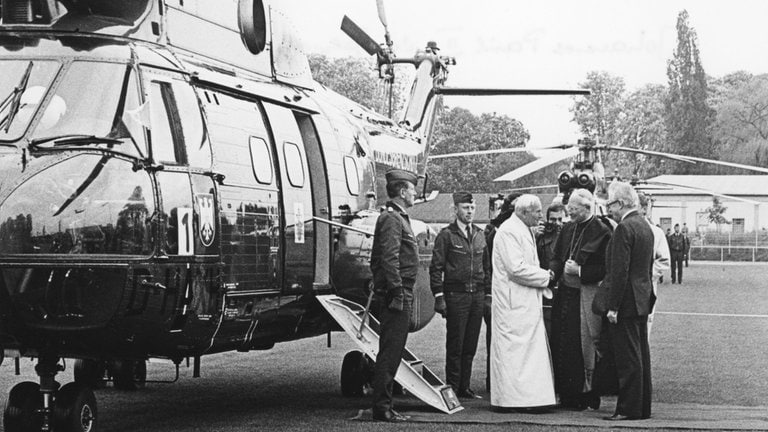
[283,141,305,188]
[148,81,187,165]
[249,136,273,185]
[343,156,360,195]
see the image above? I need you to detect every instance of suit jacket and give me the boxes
[605,210,655,317]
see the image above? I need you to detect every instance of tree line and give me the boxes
[309,10,768,193]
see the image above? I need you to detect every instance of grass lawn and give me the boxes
[0,262,765,431]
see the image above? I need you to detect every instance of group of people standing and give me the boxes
[368,169,662,422]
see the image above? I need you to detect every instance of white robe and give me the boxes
[490,214,556,408]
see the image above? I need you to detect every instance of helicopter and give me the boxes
[434,136,768,212]
[0,0,595,430]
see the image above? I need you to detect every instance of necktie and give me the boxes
[467,226,472,241]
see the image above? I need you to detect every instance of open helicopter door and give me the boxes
[262,103,331,294]
[317,295,463,414]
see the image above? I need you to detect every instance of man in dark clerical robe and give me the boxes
[549,188,611,409]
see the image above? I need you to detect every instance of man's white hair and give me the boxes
[608,181,638,208]
[514,194,541,216]
[570,188,594,206]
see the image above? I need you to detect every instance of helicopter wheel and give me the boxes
[111,359,147,391]
[340,351,373,397]
[74,359,107,389]
[54,382,97,432]
[3,381,42,432]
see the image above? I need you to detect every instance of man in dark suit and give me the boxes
[370,169,419,422]
[601,181,655,421]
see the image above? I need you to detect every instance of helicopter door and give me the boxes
[262,103,329,294]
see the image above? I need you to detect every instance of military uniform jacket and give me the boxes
[429,221,491,296]
[667,232,686,252]
[370,201,419,293]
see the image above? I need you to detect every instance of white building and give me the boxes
[644,175,768,234]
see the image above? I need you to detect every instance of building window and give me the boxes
[249,136,273,185]
[283,141,305,187]
[733,218,745,234]
[343,156,360,195]
[660,217,672,234]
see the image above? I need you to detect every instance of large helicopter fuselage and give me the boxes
[0,31,435,364]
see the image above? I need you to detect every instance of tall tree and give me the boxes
[307,54,407,118]
[664,10,716,174]
[616,84,670,178]
[428,107,532,193]
[710,74,768,168]
[571,71,626,145]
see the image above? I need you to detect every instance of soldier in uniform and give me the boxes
[667,224,686,284]
[430,192,490,399]
[370,168,419,423]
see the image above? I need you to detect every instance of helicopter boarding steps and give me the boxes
[316,295,463,415]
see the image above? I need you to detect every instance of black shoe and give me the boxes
[458,388,483,399]
[372,410,409,422]
[603,414,639,421]
[585,394,601,410]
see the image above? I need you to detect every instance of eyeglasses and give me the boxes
[606,199,621,208]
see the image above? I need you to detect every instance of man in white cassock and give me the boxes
[490,194,556,412]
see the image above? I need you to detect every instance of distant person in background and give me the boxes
[667,224,685,284]
[430,192,490,399]
[638,193,670,339]
[683,228,691,267]
[549,189,611,410]
[483,192,520,392]
[537,202,566,336]
[490,195,556,413]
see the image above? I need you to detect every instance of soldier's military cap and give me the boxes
[385,168,418,186]
[452,192,474,204]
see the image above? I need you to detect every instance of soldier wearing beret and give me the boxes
[429,192,490,400]
[370,168,419,423]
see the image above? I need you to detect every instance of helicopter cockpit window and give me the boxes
[283,141,305,188]
[343,156,360,195]
[148,81,187,165]
[249,136,273,185]
[173,81,210,168]
[27,61,146,157]
[0,60,61,142]
[0,155,155,255]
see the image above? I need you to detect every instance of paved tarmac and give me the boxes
[356,395,768,430]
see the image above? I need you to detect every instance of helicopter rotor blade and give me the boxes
[504,184,558,192]
[494,147,580,182]
[434,87,591,96]
[430,147,531,160]
[602,146,696,164]
[638,180,760,205]
[341,15,383,57]
[672,154,768,175]
[376,0,389,29]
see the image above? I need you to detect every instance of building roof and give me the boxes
[409,192,558,224]
[644,175,768,197]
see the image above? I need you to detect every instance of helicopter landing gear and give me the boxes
[3,381,42,431]
[3,354,98,432]
[53,383,97,432]
[340,350,372,397]
[73,359,107,389]
[111,359,147,391]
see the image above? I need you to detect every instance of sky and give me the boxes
[279,0,768,148]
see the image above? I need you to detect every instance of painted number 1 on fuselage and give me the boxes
[178,208,194,256]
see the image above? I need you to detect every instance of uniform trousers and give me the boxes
[372,289,413,415]
[444,290,484,392]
